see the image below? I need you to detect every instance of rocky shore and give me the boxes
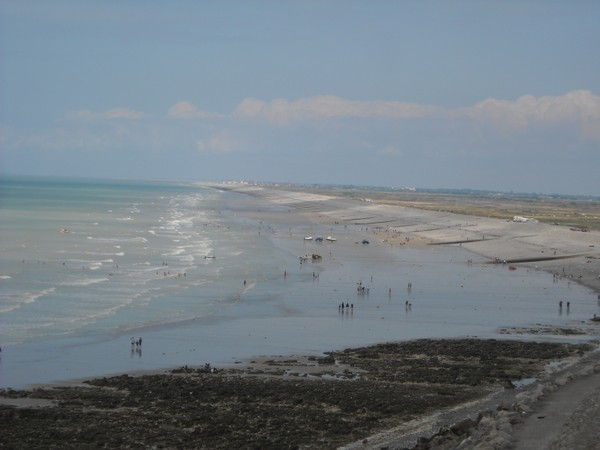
[1,338,597,449]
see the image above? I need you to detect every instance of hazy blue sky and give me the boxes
[2,1,599,195]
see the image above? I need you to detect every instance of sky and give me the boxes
[1,1,599,196]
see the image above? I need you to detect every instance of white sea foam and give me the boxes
[177,254,194,264]
[67,258,110,266]
[164,247,186,256]
[0,180,222,349]
[242,281,256,294]
[86,251,124,257]
[0,287,56,313]
[61,277,110,287]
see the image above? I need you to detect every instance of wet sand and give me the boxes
[223,183,600,295]
[2,183,599,449]
[208,183,600,449]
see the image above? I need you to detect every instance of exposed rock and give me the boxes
[0,338,593,449]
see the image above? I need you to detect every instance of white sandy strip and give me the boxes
[202,182,600,293]
[232,186,600,295]
[197,182,335,205]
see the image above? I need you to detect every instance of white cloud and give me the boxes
[56,91,600,157]
[231,91,600,142]
[233,95,443,125]
[168,101,223,119]
[63,91,600,141]
[454,90,600,138]
[196,131,240,153]
[234,98,267,118]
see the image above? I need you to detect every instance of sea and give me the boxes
[1,176,598,388]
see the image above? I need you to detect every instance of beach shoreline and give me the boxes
[2,182,600,448]
[202,182,600,448]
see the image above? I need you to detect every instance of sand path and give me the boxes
[510,361,600,450]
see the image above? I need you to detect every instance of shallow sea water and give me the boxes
[0,177,597,388]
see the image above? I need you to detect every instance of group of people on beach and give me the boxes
[130,337,142,357]
[357,281,369,295]
[339,303,354,313]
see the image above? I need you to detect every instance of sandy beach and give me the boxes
[214,183,600,449]
[227,183,600,294]
[1,183,599,449]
